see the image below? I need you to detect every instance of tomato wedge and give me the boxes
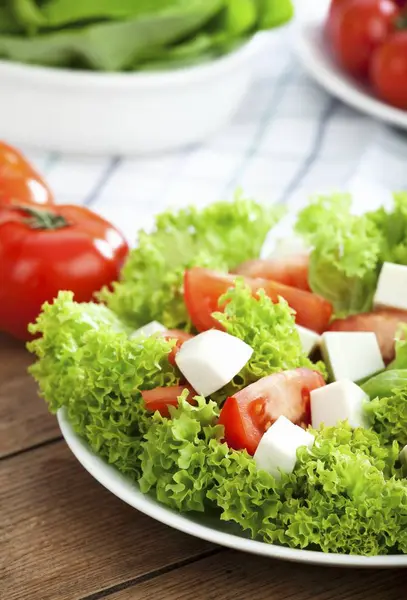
[141,385,195,418]
[234,255,311,292]
[328,309,407,363]
[184,267,332,334]
[158,329,194,365]
[218,368,325,455]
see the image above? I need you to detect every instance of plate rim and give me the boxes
[292,11,407,129]
[57,408,407,568]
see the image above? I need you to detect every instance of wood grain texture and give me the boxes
[106,551,407,600]
[0,334,59,457]
[2,441,214,600]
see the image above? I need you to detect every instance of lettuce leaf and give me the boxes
[28,291,179,478]
[212,423,407,555]
[367,192,407,266]
[211,279,326,400]
[101,194,283,330]
[365,389,407,447]
[295,194,383,316]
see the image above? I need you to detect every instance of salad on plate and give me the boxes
[28,192,407,557]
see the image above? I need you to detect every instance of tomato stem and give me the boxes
[13,205,70,230]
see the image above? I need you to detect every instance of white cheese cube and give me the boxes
[311,380,369,429]
[272,236,309,258]
[400,445,407,468]
[321,332,384,382]
[129,321,166,339]
[175,330,253,397]
[374,262,407,312]
[254,415,314,479]
[296,325,320,355]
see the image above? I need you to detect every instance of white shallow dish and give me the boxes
[0,35,266,155]
[293,1,407,130]
[58,408,407,568]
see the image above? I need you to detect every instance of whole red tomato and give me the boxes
[0,141,54,207]
[328,0,399,78]
[370,31,407,108]
[325,0,353,39]
[0,204,129,340]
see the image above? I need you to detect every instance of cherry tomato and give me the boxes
[370,31,407,108]
[184,267,333,334]
[218,369,325,455]
[325,0,354,39]
[141,385,195,418]
[158,329,194,365]
[0,204,128,340]
[329,0,398,78]
[328,309,407,362]
[234,255,311,292]
[0,141,54,207]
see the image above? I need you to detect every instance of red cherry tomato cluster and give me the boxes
[326,0,407,109]
[0,141,129,341]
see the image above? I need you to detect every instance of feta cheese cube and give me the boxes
[374,262,407,312]
[400,445,407,468]
[129,321,166,339]
[175,330,253,397]
[310,380,369,429]
[296,325,320,355]
[321,332,384,382]
[254,415,314,478]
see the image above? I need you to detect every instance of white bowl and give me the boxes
[0,35,266,155]
[57,408,407,568]
[292,2,407,130]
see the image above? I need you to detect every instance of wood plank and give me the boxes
[106,550,407,600]
[2,441,215,600]
[0,333,59,457]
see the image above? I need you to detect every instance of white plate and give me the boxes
[292,1,407,130]
[57,408,407,567]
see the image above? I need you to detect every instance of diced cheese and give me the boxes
[129,321,166,339]
[254,415,314,479]
[272,236,309,259]
[321,331,384,382]
[310,380,369,429]
[175,330,253,397]
[296,325,320,355]
[400,444,407,468]
[374,262,407,312]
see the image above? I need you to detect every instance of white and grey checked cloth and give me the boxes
[18,24,407,245]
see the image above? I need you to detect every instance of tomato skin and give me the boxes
[219,369,325,455]
[325,0,354,40]
[328,309,407,363]
[0,204,128,340]
[184,267,333,334]
[141,385,195,417]
[370,31,407,108]
[234,255,311,292]
[329,0,398,78]
[158,329,194,365]
[0,141,54,207]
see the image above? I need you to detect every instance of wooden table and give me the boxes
[2,333,406,600]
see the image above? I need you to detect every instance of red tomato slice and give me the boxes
[184,267,332,334]
[218,368,325,455]
[141,385,195,418]
[234,255,311,292]
[158,329,194,365]
[328,309,407,363]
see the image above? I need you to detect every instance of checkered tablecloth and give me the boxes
[18,17,407,245]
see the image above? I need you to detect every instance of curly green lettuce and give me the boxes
[138,397,407,555]
[295,194,383,316]
[367,192,407,266]
[210,279,326,400]
[101,194,283,330]
[212,423,406,555]
[28,291,179,478]
[365,389,407,447]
